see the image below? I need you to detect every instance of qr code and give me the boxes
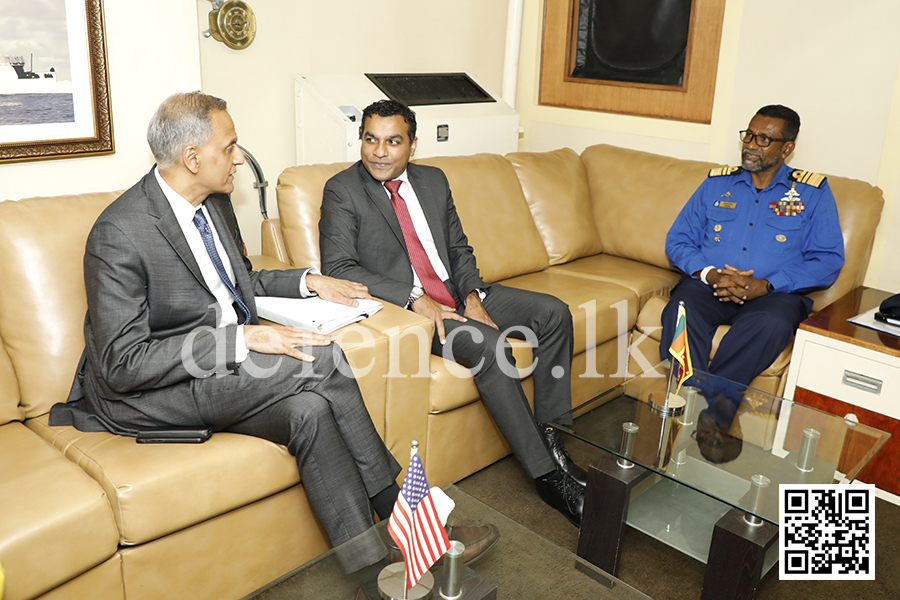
[779,484,874,580]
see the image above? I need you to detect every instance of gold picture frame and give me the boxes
[539,0,726,123]
[0,0,114,164]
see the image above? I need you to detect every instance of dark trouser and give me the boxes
[436,284,574,479]
[82,344,400,560]
[660,278,813,385]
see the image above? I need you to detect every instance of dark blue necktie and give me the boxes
[192,208,251,325]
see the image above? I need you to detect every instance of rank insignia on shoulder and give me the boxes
[709,166,742,178]
[789,169,827,188]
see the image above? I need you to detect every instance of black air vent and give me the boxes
[365,73,495,106]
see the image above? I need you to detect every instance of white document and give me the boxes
[847,307,900,339]
[255,296,383,334]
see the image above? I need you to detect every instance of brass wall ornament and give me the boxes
[204,0,256,50]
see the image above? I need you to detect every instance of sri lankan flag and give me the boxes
[668,302,693,396]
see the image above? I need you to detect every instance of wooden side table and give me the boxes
[783,286,900,496]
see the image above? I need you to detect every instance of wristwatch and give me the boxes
[766,281,775,294]
[408,286,424,308]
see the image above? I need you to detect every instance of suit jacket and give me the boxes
[320,161,488,307]
[52,168,308,432]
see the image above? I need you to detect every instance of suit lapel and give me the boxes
[359,163,408,253]
[359,162,454,278]
[144,171,208,293]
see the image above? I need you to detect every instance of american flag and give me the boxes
[668,301,693,396]
[388,449,452,589]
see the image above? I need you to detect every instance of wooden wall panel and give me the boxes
[539,0,727,123]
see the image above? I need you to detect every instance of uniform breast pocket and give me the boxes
[705,207,738,244]
[763,216,803,253]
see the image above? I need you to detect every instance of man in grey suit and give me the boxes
[49,92,498,570]
[320,100,585,526]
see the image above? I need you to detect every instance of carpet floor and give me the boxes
[455,435,900,600]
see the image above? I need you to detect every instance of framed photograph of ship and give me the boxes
[0,0,113,163]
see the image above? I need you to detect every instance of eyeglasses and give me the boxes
[739,130,789,148]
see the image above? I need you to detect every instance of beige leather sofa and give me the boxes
[267,143,884,487]
[0,193,427,600]
[0,143,882,600]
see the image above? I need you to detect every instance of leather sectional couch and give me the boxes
[268,144,884,485]
[0,144,882,599]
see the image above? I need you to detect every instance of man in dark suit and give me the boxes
[48,92,495,569]
[319,100,585,526]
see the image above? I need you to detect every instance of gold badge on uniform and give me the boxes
[714,224,722,232]
[770,182,805,216]
[714,234,721,243]
[721,192,732,197]
[776,234,787,243]
[717,201,737,209]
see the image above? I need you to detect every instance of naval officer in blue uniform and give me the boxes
[661,105,844,385]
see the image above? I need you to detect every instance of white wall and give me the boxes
[6,0,899,293]
[0,2,201,201]
[516,0,900,292]
[197,0,510,255]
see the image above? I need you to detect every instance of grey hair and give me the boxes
[147,91,228,168]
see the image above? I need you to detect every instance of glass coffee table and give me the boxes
[242,484,651,600]
[550,362,890,600]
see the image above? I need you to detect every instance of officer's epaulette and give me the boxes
[708,166,742,178]
[789,169,827,188]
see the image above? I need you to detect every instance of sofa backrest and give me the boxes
[581,144,884,311]
[276,162,352,269]
[0,192,120,418]
[415,154,549,283]
[506,148,603,265]
[806,176,884,311]
[581,144,713,270]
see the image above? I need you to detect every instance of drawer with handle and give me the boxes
[795,339,900,420]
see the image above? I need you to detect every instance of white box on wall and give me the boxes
[295,73,519,166]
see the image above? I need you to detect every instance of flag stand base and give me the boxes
[378,562,434,600]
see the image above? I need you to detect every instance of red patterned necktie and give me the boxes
[384,180,457,310]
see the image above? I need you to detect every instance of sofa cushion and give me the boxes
[636,296,793,382]
[415,154,550,283]
[0,422,119,600]
[428,341,536,415]
[499,271,637,357]
[581,144,713,270]
[0,192,121,419]
[276,162,352,269]
[506,148,603,264]
[549,254,682,311]
[0,338,23,426]
[27,415,302,546]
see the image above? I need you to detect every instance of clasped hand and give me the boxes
[707,264,769,304]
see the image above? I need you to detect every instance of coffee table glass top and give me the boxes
[550,362,890,525]
[243,484,651,600]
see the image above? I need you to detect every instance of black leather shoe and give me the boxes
[541,424,588,487]
[535,469,584,527]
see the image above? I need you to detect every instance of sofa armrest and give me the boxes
[359,302,434,477]
[261,218,291,266]
[249,254,293,272]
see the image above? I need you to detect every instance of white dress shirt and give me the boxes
[155,169,319,363]
[382,171,452,285]
[385,170,485,305]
